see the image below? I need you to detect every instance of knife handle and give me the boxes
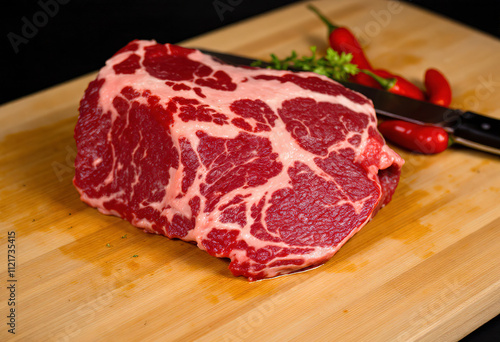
[453,111,500,155]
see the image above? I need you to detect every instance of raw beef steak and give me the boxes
[74,40,404,281]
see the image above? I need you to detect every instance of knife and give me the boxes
[199,49,500,155]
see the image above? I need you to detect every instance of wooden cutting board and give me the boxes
[1,1,499,341]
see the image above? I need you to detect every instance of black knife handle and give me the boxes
[453,111,500,155]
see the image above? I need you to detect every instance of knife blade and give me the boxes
[199,49,500,155]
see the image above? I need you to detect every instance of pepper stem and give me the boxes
[360,69,397,90]
[447,134,455,147]
[307,4,338,34]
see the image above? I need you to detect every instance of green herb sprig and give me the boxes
[251,46,359,81]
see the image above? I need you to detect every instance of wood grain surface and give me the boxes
[1,1,499,341]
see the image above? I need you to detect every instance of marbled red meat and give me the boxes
[74,40,404,281]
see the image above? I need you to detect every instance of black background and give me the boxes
[1,1,499,340]
[1,0,500,105]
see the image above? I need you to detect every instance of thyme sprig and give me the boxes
[251,46,358,81]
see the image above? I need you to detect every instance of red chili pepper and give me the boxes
[349,72,382,89]
[361,69,426,101]
[372,69,395,79]
[378,120,451,154]
[307,5,372,70]
[424,68,452,107]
